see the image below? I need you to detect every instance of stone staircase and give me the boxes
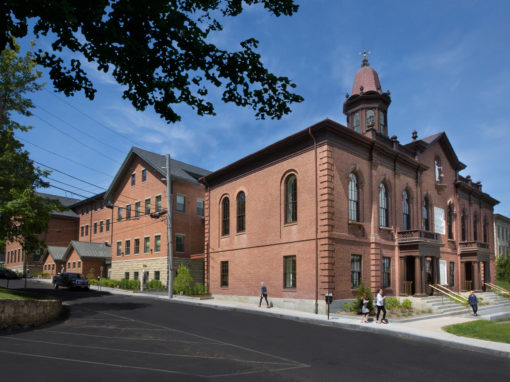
[476,291,510,305]
[418,291,510,315]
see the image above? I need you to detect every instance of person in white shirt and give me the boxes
[376,288,387,324]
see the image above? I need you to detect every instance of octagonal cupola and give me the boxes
[343,51,391,138]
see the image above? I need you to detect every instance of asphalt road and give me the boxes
[1,280,509,381]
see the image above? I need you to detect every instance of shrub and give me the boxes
[119,279,140,290]
[146,280,165,291]
[174,265,194,295]
[352,279,374,314]
[190,283,208,296]
[89,279,98,285]
[86,268,96,280]
[385,297,400,309]
[401,298,413,310]
[343,302,357,312]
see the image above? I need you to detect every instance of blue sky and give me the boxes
[13,0,510,216]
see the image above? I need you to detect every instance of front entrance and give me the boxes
[464,262,473,291]
[404,256,415,295]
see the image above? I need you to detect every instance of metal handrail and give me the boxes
[485,282,510,296]
[428,284,468,305]
[433,284,468,302]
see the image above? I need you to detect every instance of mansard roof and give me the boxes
[104,147,210,201]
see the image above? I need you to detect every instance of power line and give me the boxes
[19,137,112,177]
[34,113,123,164]
[46,184,91,199]
[35,104,126,154]
[34,161,105,190]
[44,89,137,146]
[46,176,97,196]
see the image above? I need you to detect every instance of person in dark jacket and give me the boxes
[259,281,269,308]
[468,290,478,316]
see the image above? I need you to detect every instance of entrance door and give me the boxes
[439,260,447,285]
[464,262,473,290]
[405,257,415,295]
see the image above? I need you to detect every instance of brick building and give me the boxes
[70,192,113,246]
[201,55,499,313]
[61,241,111,279]
[104,147,210,286]
[494,214,510,258]
[42,246,67,276]
[5,193,80,274]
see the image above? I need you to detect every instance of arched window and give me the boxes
[461,209,467,241]
[379,110,386,135]
[366,109,375,127]
[379,183,388,227]
[434,159,443,182]
[483,216,489,243]
[353,112,360,133]
[402,190,410,230]
[284,174,297,224]
[422,197,430,231]
[473,213,478,241]
[348,173,360,222]
[221,197,230,236]
[447,203,454,240]
[236,191,246,233]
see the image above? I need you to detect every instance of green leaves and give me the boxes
[1,0,303,124]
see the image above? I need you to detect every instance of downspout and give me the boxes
[202,177,211,293]
[308,127,319,314]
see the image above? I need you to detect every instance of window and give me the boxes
[220,261,229,287]
[402,191,410,230]
[196,198,204,217]
[237,191,246,233]
[422,198,430,231]
[351,255,361,288]
[447,204,454,240]
[155,195,162,212]
[142,168,147,182]
[353,111,360,133]
[434,159,443,182]
[349,173,360,222]
[155,235,161,252]
[222,197,230,236]
[366,109,375,126]
[80,226,84,237]
[94,222,97,234]
[145,198,151,215]
[100,220,104,233]
[135,201,141,218]
[85,225,89,236]
[176,234,185,253]
[154,271,160,281]
[124,272,129,280]
[379,183,388,227]
[106,219,110,232]
[73,262,76,269]
[285,174,297,224]
[134,271,139,281]
[68,262,71,269]
[483,218,489,243]
[131,173,136,186]
[125,240,131,256]
[382,257,391,288]
[134,238,140,254]
[118,206,123,221]
[449,262,455,288]
[379,110,386,135]
[473,213,478,242]
[461,209,467,241]
[117,241,122,256]
[176,194,185,212]
[126,204,131,220]
[283,255,297,288]
[144,237,150,253]
[78,261,81,269]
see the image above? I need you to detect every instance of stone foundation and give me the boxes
[0,299,62,328]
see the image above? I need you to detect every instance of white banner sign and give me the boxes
[434,207,445,235]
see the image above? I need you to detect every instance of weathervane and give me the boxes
[359,50,371,67]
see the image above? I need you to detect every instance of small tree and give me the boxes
[173,265,194,295]
[353,279,374,314]
[86,268,95,280]
[496,255,510,282]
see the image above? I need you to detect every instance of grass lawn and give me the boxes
[443,319,510,344]
[496,279,510,291]
[0,287,54,301]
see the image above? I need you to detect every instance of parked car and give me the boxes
[0,268,21,279]
[53,272,90,290]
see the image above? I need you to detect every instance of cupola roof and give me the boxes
[351,53,382,95]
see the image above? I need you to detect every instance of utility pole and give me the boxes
[166,154,174,299]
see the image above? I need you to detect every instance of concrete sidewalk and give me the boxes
[30,278,510,358]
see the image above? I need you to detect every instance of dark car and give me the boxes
[0,268,21,279]
[53,272,90,290]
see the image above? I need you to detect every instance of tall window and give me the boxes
[402,190,410,230]
[483,217,489,243]
[283,255,296,288]
[237,191,246,233]
[351,255,361,288]
[285,174,297,224]
[94,222,97,234]
[154,235,161,252]
[134,238,140,254]
[353,111,360,133]
[155,195,162,212]
[379,183,388,227]
[118,206,123,221]
[382,257,391,288]
[422,197,430,231]
[131,173,136,186]
[145,198,151,215]
[196,198,204,217]
[126,204,131,220]
[220,261,229,287]
[116,241,122,256]
[379,110,386,135]
[449,262,455,288]
[348,173,360,222]
[144,237,150,253]
[106,219,110,232]
[176,194,185,212]
[461,209,467,241]
[135,201,141,218]
[80,226,84,237]
[125,240,130,255]
[434,159,443,182]
[366,109,375,126]
[176,234,185,252]
[447,203,454,240]
[473,213,478,241]
[142,168,147,182]
[221,197,230,236]
[99,220,104,233]
[154,271,160,281]
[85,225,89,236]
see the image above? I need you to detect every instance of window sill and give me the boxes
[348,220,363,227]
[236,231,246,236]
[379,226,393,232]
[283,222,298,227]
[283,288,296,292]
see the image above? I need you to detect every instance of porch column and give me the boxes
[432,257,439,285]
[485,261,491,284]
[414,256,424,296]
[460,262,466,291]
[399,257,406,296]
[473,261,482,292]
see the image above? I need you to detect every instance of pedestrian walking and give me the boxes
[360,293,369,323]
[259,281,269,308]
[468,290,478,316]
[376,288,387,324]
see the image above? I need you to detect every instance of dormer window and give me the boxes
[366,109,375,127]
[434,159,443,183]
[353,112,360,133]
[379,110,386,135]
